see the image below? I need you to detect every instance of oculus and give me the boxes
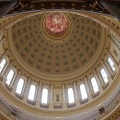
[45,12,69,35]
[43,12,71,41]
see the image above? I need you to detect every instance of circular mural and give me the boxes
[45,12,69,35]
[42,12,71,41]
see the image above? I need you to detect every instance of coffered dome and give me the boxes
[8,11,105,81]
[0,8,120,120]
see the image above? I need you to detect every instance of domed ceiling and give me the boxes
[9,11,104,79]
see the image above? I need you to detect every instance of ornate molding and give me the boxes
[95,98,120,120]
[0,105,17,120]
[7,0,110,15]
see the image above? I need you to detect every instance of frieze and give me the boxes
[8,0,110,15]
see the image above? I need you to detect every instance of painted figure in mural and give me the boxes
[45,12,69,35]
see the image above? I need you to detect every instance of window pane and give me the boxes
[108,57,115,71]
[16,78,24,94]
[0,58,6,73]
[6,69,14,85]
[100,68,108,83]
[68,88,75,103]
[91,77,99,93]
[41,88,48,104]
[80,84,88,99]
[28,85,36,101]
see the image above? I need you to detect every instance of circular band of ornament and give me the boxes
[42,12,71,41]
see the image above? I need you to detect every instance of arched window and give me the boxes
[0,58,7,74]
[100,68,108,84]
[68,88,75,104]
[108,57,115,71]
[41,88,48,104]
[16,78,25,94]
[6,69,15,85]
[28,84,36,101]
[80,84,88,100]
[90,77,99,93]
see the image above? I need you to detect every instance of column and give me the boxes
[84,77,92,100]
[36,82,41,107]
[23,77,31,102]
[62,84,66,102]
[93,69,103,92]
[11,70,21,95]
[73,82,80,106]
[62,84,67,109]
[49,84,53,109]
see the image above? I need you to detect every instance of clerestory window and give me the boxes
[90,77,99,93]
[16,78,25,94]
[68,88,75,104]
[28,84,36,101]
[0,58,7,74]
[80,84,88,100]
[100,68,108,84]
[41,88,48,104]
[108,57,115,72]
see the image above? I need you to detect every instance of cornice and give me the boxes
[95,99,120,120]
[0,105,17,120]
[7,0,110,16]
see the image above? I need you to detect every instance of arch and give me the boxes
[41,88,48,104]
[90,77,99,93]
[16,78,25,94]
[6,69,15,86]
[67,87,75,104]
[79,84,88,100]
[100,68,108,84]
[108,57,116,72]
[28,84,36,101]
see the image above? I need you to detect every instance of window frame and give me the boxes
[89,76,100,97]
[79,83,88,101]
[107,57,116,72]
[100,68,109,84]
[66,86,75,107]
[40,87,49,107]
[5,68,16,88]
[15,76,26,98]
[97,66,109,90]
[0,57,8,75]
[78,81,88,104]
[27,83,37,104]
